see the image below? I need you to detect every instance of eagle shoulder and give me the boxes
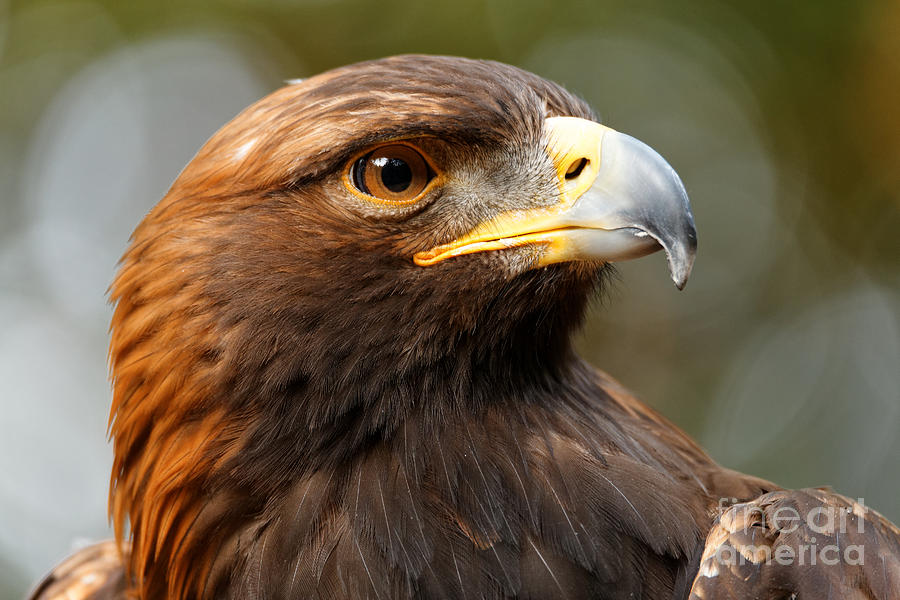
[28,541,129,600]
[689,489,900,599]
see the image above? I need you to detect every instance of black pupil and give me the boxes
[380,158,412,193]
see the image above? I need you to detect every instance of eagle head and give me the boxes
[107,55,696,597]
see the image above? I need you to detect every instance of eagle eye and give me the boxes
[347,144,435,204]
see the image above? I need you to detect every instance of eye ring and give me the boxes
[345,144,437,205]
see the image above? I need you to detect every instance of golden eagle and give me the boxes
[31,55,900,600]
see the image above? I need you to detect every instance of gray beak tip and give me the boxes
[671,264,692,290]
[666,225,697,290]
[598,131,698,291]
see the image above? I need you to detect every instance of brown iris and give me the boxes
[348,144,434,204]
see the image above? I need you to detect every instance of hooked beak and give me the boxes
[414,116,697,289]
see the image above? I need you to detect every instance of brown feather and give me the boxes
[28,541,128,600]
[689,489,900,599]
[32,55,899,600]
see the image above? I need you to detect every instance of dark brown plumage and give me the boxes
[30,55,900,600]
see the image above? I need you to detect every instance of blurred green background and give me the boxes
[0,0,898,596]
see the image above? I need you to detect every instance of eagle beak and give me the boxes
[414,116,698,289]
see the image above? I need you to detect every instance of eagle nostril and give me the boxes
[565,157,588,180]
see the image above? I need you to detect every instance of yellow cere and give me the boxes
[413,117,612,266]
